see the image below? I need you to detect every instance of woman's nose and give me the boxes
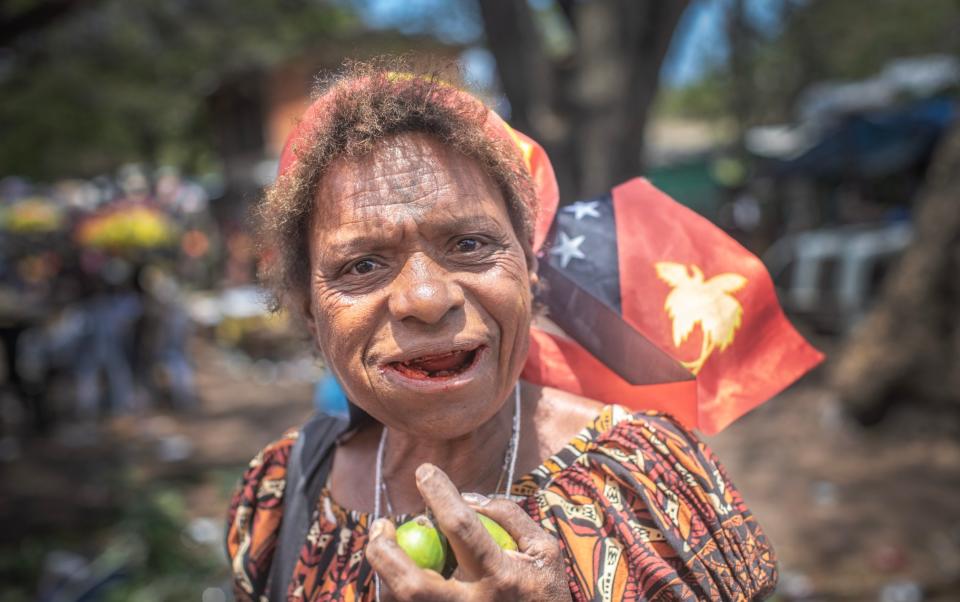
[388,255,465,325]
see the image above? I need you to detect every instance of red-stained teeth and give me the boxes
[404,350,471,372]
[391,348,479,379]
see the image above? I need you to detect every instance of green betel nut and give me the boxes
[478,514,518,551]
[395,515,447,573]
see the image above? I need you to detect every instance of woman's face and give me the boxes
[306,133,532,439]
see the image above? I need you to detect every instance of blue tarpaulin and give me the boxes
[773,97,956,178]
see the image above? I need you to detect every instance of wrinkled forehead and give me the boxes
[311,133,508,232]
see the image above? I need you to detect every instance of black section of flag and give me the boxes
[543,193,622,314]
[538,193,693,385]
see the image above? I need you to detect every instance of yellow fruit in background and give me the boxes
[3,198,64,232]
[77,206,177,251]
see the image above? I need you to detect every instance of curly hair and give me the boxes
[257,59,538,314]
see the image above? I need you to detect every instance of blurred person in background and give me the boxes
[72,260,142,419]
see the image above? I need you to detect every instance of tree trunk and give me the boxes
[477,0,690,201]
[475,0,576,197]
[830,118,960,423]
[726,0,753,157]
[612,0,688,188]
[0,0,89,47]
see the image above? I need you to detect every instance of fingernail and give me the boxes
[369,518,385,540]
[415,463,435,483]
[462,492,490,506]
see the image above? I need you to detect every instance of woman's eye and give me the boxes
[350,259,378,275]
[455,238,483,253]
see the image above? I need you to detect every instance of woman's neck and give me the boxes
[378,394,515,514]
[327,382,603,516]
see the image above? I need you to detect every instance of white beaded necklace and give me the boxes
[372,384,522,600]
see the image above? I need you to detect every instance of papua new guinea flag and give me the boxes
[522,178,824,435]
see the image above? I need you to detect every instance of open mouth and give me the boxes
[386,346,484,380]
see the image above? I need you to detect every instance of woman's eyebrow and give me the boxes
[426,214,507,237]
[322,234,394,258]
[319,214,507,260]
[315,220,400,257]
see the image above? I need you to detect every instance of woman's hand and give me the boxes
[366,463,572,602]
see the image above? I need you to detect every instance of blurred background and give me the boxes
[1,1,958,600]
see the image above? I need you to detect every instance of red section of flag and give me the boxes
[521,327,699,425]
[613,178,824,433]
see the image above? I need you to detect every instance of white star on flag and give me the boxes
[562,200,601,220]
[550,231,587,268]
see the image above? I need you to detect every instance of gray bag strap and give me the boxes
[267,413,348,601]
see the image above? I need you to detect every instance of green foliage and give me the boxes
[0,0,357,179]
[777,0,959,79]
[98,485,228,602]
[0,535,56,601]
[654,71,730,120]
[749,0,960,123]
[0,477,232,601]
[662,0,960,125]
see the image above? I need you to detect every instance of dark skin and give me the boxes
[304,133,600,600]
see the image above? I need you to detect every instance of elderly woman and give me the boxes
[226,65,777,601]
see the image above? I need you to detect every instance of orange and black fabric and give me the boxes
[226,406,778,601]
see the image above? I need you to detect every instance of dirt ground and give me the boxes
[3,338,959,600]
[706,380,960,601]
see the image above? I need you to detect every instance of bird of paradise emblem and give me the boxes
[655,262,747,375]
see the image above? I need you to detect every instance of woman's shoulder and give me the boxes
[526,393,751,527]
[530,384,702,459]
[236,427,299,487]
[228,426,300,511]
[525,386,718,486]
[570,403,727,485]
[592,404,705,451]
[526,399,778,600]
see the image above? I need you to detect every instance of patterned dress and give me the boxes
[226,405,778,601]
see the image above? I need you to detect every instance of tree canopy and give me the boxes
[0,0,355,179]
[657,0,960,125]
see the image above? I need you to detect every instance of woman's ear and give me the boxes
[300,294,322,350]
[528,254,540,291]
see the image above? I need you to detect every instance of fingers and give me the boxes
[366,518,454,601]
[415,463,503,580]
